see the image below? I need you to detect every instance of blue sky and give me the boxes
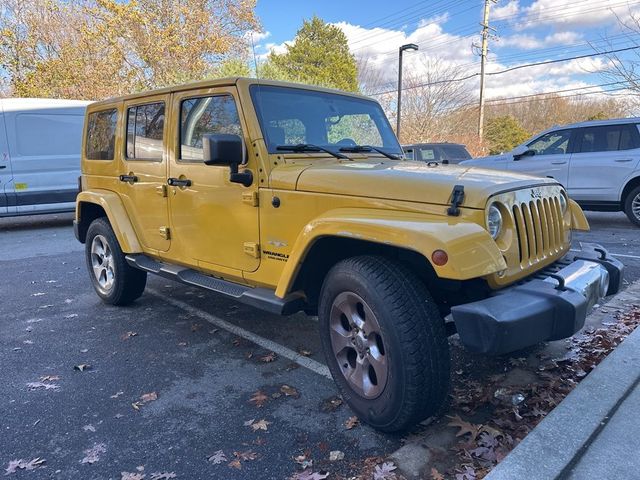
[254,0,639,103]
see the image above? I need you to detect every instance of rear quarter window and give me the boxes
[86,109,118,160]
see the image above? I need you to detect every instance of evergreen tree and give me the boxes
[485,115,530,154]
[263,16,358,92]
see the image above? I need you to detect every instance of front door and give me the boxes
[508,128,573,187]
[167,87,260,273]
[568,123,640,203]
[118,96,170,253]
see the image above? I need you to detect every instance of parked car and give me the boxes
[461,118,640,226]
[0,98,90,217]
[74,78,622,432]
[403,142,472,164]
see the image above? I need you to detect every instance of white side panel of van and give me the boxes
[4,109,84,215]
[0,110,10,215]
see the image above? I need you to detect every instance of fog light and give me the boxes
[432,249,448,266]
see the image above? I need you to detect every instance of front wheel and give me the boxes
[624,185,640,227]
[85,218,147,305]
[318,256,450,432]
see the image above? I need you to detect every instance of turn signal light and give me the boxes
[432,249,448,266]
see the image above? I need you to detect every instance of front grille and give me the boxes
[512,196,565,266]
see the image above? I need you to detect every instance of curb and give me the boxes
[486,281,640,480]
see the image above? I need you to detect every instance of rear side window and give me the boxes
[16,114,84,157]
[180,95,242,162]
[126,102,165,160]
[576,124,640,153]
[85,109,117,160]
[440,145,471,160]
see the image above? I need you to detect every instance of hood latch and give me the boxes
[447,184,465,216]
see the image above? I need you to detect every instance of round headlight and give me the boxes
[559,193,568,214]
[487,203,503,239]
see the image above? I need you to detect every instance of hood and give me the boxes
[460,153,509,166]
[283,159,558,209]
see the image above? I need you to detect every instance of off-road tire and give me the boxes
[624,185,640,227]
[318,255,450,432]
[85,218,147,305]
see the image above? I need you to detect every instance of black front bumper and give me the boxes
[451,244,624,355]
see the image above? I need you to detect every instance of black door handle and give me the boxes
[0,165,6,169]
[167,177,192,187]
[119,174,138,183]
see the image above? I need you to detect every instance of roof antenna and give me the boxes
[250,31,260,79]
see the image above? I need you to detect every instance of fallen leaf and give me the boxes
[39,375,60,382]
[26,381,60,391]
[149,473,176,480]
[177,342,188,347]
[74,364,91,372]
[207,450,227,464]
[83,424,96,432]
[260,352,277,363]
[345,416,359,429]
[5,458,46,474]
[191,323,202,332]
[121,473,145,480]
[329,450,344,461]
[140,392,158,403]
[294,455,313,469]
[80,443,106,464]
[431,468,445,480]
[297,347,312,356]
[250,390,269,408]
[250,419,270,431]
[32,292,46,296]
[243,418,255,426]
[320,396,343,413]
[64,314,79,319]
[292,469,329,480]
[121,331,138,340]
[373,461,397,480]
[228,459,242,469]
[110,391,124,399]
[455,466,477,480]
[280,384,300,398]
[131,402,143,411]
[235,451,258,461]
[447,415,479,441]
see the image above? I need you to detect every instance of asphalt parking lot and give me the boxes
[1,211,639,479]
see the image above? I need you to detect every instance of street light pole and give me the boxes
[396,43,419,142]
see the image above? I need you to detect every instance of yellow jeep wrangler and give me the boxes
[74,78,624,432]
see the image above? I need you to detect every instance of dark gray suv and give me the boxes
[402,142,472,164]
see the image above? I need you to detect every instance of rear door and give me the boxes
[4,105,84,214]
[568,124,640,203]
[507,129,573,186]
[118,96,171,253]
[0,109,9,215]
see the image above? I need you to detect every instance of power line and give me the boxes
[367,45,640,96]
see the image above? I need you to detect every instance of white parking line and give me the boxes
[147,288,332,379]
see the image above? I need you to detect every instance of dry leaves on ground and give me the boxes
[291,469,329,480]
[373,462,397,480]
[80,443,107,464]
[345,416,359,429]
[26,381,60,391]
[207,450,227,464]
[260,352,277,363]
[74,364,91,372]
[244,419,271,431]
[121,331,138,340]
[250,390,269,407]
[280,384,300,398]
[5,458,46,475]
[228,450,258,469]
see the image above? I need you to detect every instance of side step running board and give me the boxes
[126,254,305,315]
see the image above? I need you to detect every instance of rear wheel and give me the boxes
[318,255,450,432]
[85,218,147,305]
[624,185,640,227]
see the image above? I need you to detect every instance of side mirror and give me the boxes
[514,149,535,161]
[202,134,253,187]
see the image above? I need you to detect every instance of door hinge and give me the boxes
[156,185,168,197]
[159,226,171,240]
[243,242,260,258]
[242,191,259,207]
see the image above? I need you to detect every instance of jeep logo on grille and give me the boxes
[530,188,543,198]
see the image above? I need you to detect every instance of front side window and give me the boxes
[180,95,242,161]
[86,109,117,160]
[250,85,401,156]
[126,102,165,160]
[527,130,571,156]
[576,125,638,153]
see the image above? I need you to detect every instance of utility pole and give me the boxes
[478,0,496,138]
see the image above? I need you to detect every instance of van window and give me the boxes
[180,95,242,162]
[86,109,117,160]
[126,102,165,160]
[16,114,84,157]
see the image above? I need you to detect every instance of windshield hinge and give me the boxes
[242,191,259,207]
[447,185,465,216]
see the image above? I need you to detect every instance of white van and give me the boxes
[0,98,91,217]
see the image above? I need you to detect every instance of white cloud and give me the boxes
[245,30,271,43]
[493,0,519,19]
[523,0,639,29]
[499,31,583,50]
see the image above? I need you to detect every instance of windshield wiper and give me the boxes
[276,144,349,160]
[338,145,401,160]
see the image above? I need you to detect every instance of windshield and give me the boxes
[250,85,402,156]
